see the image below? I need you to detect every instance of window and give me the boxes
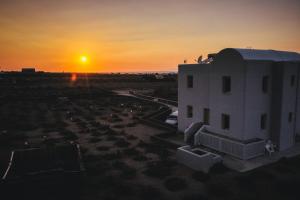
[288,112,293,123]
[261,114,267,130]
[262,76,269,93]
[187,105,193,118]
[222,76,231,93]
[203,108,210,125]
[187,75,193,88]
[221,114,230,130]
[290,75,295,87]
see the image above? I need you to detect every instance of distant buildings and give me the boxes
[21,68,36,73]
[178,48,300,159]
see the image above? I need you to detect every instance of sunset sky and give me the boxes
[0,0,299,73]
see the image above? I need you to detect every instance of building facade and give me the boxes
[178,48,300,159]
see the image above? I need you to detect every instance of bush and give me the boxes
[112,161,137,179]
[90,121,100,127]
[126,122,137,127]
[16,121,38,131]
[99,124,110,130]
[121,167,137,179]
[80,146,89,154]
[86,161,111,176]
[126,134,138,140]
[114,138,130,148]
[89,137,102,143]
[192,171,210,182]
[83,154,103,162]
[122,147,140,156]
[111,160,126,169]
[106,128,118,135]
[89,175,116,189]
[113,124,125,129]
[91,131,103,137]
[143,142,170,159]
[61,130,78,140]
[109,114,122,123]
[133,154,148,161]
[164,177,187,192]
[102,151,122,160]
[96,146,110,151]
[111,182,135,196]
[106,135,118,141]
[43,138,59,146]
[143,161,173,178]
[137,140,148,148]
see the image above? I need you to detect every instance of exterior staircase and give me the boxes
[184,122,203,145]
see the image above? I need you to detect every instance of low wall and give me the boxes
[195,127,265,159]
[176,146,222,172]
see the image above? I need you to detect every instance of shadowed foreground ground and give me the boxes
[0,74,299,200]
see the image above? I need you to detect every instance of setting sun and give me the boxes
[80,56,88,63]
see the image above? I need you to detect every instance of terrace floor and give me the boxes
[224,142,300,172]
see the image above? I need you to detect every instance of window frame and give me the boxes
[187,75,193,88]
[221,114,230,130]
[203,108,210,125]
[290,75,295,87]
[222,76,231,93]
[260,113,267,130]
[187,105,193,118]
[288,112,293,123]
[262,76,269,93]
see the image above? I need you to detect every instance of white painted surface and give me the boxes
[178,64,209,131]
[178,48,300,159]
[297,67,300,135]
[278,63,298,150]
[244,60,272,141]
[208,49,245,140]
[231,48,300,62]
[176,146,222,172]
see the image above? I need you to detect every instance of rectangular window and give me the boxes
[288,112,293,123]
[222,76,231,93]
[187,75,193,88]
[187,105,193,118]
[221,114,230,130]
[262,76,269,93]
[260,114,267,130]
[290,75,295,87]
[203,108,210,125]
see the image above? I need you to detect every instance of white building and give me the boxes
[178,48,300,160]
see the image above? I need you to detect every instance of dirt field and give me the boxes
[0,73,300,200]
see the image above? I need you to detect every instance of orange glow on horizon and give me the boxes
[71,73,77,82]
[0,0,299,73]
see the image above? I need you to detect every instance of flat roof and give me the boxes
[226,48,300,62]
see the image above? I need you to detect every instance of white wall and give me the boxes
[296,67,300,136]
[207,50,246,140]
[178,50,300,152]
[244,61,272,141]
[178,64,209,131]
[278,63,298,150]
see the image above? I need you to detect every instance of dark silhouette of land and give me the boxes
[0,72,299,200]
